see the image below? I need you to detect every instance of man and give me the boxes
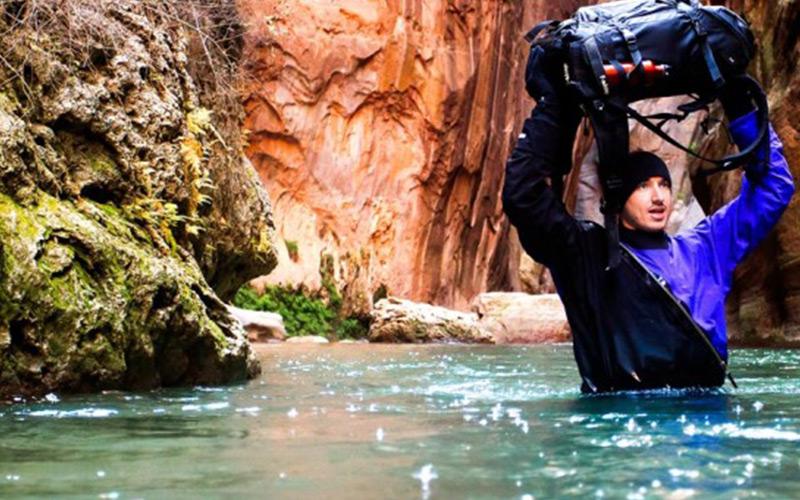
[502,46,795,392]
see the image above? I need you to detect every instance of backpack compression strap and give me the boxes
[586,95,631,270]
[524,20,560,43]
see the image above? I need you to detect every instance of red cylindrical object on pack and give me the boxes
[604,60,670,87]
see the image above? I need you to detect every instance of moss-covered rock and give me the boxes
[0,0,276,398]
[0,193,258,395]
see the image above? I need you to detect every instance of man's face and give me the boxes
[621,176,673,232]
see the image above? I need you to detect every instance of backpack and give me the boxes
[527,0,769,267]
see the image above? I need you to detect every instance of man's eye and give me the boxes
[639,182,648,189]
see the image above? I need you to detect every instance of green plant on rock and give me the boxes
[336,317,369,340]
[233,285,333,337]
[233,285,368,340]
[319,253,342,311]
[120,198,189,255]
[284,239,299,261]
[181,106,216,227]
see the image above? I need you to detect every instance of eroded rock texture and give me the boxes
[471,293,570,344]
[240,0,590,312]
[0,0,277,397]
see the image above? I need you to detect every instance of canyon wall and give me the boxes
[240,0,588,312]
[696,0,800,344]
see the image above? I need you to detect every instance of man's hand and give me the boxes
[719,77,756,122]
[525,45,565,106]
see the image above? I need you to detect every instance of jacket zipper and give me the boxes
[620,244,733,385]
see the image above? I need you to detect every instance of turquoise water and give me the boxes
[2,344,800,499]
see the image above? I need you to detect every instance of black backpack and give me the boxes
[527,0,769,267]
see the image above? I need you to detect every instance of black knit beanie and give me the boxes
[621,151,672,203]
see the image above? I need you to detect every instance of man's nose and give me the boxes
[651,186,666,203]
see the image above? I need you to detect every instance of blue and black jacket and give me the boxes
[502,104,794,392]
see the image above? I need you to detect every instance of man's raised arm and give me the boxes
[682,84,795,286]
[502,46,581,266]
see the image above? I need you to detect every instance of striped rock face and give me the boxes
[239,0,588,313]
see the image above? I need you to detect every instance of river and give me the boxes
[2,344,799,498]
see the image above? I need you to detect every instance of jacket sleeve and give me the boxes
[685,111,796,288]
[501,104,580,267]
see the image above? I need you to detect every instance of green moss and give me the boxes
[255,227,274,258]
[336,317,369,339]
[0,190,255,397]
[0,193,45,241]
[89,154,117,176]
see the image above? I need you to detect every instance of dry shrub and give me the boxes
[0,0,245,146]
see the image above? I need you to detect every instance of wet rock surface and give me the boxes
[227,305,286,342]
[0,0,276,398]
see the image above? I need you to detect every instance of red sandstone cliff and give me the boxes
[239,0,585,312]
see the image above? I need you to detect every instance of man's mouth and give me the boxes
[648,206,666,219]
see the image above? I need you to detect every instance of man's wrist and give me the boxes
[722,99,755,122]
[728,110,760,149]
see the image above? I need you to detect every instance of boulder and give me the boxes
[369,297,492,344]
[518,251,556,295]
[227,305,286,342]
[472,293,571,344]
